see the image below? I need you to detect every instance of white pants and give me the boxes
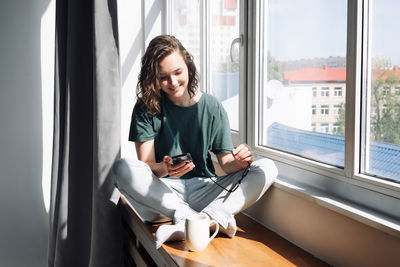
[112,158,277,228]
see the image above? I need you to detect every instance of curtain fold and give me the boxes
[48,0,122,266]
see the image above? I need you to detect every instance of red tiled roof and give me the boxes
[212,15,236,26]
[371,66,400,81]
[284,65,400,82]
[283,65,346,82]
[220,16,235,26]
[224,0,237,9]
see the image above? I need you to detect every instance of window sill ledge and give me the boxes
[273,175,400,239]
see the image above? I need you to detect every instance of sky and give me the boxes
[267,0,400,66]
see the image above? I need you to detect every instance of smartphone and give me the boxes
[172,153,192,165]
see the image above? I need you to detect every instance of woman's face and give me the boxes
[158,50,189,102]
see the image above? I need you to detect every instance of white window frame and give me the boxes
[248,0,400,217]
[167,0,400,230]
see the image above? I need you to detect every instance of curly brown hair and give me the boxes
[136,35,199,116]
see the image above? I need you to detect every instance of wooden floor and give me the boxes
[147,213,329,267]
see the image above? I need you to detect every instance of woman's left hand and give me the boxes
[231,144,254,168]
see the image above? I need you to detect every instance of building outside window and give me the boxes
[209,0,241,132]
[333,123,339,134]
[284,67,346,136]
[370,107,377,118]
[169,0,400,199]
[320,123,329,133]
[334,87,343,96]
[383,87,391,96]
[264,0,347,167]
[321,87,330,97]
[334,104,340,115]
[382,104,388,113]
[171,0,241,132]
[321,105,329,115]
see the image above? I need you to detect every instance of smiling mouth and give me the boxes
[170,85,181,91]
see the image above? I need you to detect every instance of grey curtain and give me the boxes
[48,0,122,266]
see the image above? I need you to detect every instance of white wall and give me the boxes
[245,168,400,267]
[0,0,54,266]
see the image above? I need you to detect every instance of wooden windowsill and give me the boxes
[118,194,329,266]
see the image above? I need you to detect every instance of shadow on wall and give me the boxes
[0,0,51,266]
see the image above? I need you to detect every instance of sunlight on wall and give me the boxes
[118,0,141,160]
[118,0,166,160]
[40,0,55,213]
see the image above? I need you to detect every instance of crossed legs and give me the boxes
[112,158,277,248]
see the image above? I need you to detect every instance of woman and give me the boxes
[112,35,277,248]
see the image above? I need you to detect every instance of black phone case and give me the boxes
[172,153,192,164]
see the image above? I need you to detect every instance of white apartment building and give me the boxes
[283,65,346,134]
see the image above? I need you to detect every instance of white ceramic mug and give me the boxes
[185,214,219,252]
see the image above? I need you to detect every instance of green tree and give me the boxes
[370,57,400,144]
[336,102,345,136]
[335,57,400,144]
[267,51,283,81]
[379,93,400,144]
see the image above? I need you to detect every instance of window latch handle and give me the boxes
[230,35,243,63]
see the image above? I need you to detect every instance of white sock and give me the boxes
[210,216,237,238]
[155,220,185,249]
[219,217,237,238]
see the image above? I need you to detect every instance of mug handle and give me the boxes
[208,220,219,243]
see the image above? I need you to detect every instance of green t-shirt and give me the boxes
[129,93,234,178]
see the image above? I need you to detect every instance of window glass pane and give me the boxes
[260,0,347,167]
[210,0,240,131]
[171,0,240,132]
[363,0,400,183]
[171,0,201,72]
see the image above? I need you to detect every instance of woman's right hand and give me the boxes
[163,155,195,178]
